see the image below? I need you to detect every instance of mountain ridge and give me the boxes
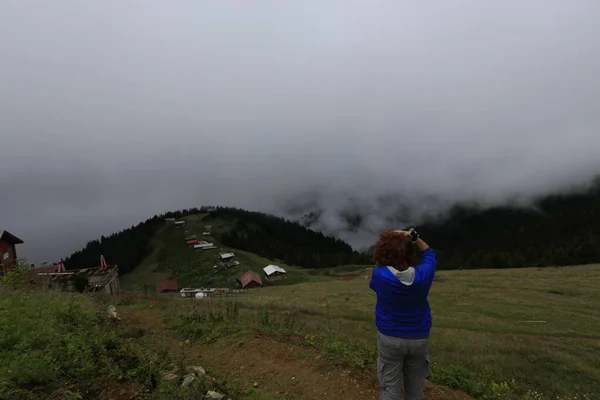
[65,176,600,275]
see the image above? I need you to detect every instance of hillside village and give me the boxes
[154,214,288,297]
[6,209,294,298]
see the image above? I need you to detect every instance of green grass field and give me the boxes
[0,278,291,400]
[138,264,600,400]
[6,256,599,399]
[0,288,223,400]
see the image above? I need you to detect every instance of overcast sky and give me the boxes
[2,1,600,263]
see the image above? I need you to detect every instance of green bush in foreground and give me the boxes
[0,291,142,398]
[0,288,207,400]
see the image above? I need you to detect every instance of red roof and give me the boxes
[184,235,197,241]
[0,230,24,245]
[240,270,262,288]
[186,239,198,245]
[156,279,178,293]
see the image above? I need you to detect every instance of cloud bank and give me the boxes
[1,1,600,261]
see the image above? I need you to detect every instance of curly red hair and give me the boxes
[373,230,416,270]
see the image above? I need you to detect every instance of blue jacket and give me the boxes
[369,248,437,338]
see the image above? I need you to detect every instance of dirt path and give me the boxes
[121,307,474,400]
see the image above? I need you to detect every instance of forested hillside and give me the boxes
[207,207,371,268]
[65,206,369,273]
[64,208,202,273]
[419,178,600,269]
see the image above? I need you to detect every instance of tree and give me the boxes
[418,176,600,269]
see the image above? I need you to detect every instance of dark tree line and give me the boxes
[64,208,202,273]
[418,178,600,269]
[207,207,371,268]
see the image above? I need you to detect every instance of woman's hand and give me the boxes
[394,228,418,242]
[394,229,429,251]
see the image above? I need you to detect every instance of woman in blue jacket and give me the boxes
[369,228,436,400]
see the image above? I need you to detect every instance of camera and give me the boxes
[406,226,419,243]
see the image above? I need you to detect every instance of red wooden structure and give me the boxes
[156,279,179,293]
[239,270,263,289]
[0,230,24,275]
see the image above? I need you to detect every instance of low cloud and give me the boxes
[1,1,599,262]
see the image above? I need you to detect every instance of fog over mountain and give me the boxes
[1,1,600,262]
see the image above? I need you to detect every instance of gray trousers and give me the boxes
[377,331,429,400]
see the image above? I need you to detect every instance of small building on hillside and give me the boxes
[165,218,176,225]
[157,279,178,293]
[263,265,287,281]
[186,238,199,247]
[211,288,230,295]
[180,288,198,298]
[194,241,217,251]
[179,288,214,298]
[223,260,240,269]
[238,270,263,289]
[219,252,235,262]
[0,230,24,276]
[174,220,186,227]
[219,252,240,269]
[184,235,197,241]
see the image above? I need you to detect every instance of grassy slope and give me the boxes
[121,213,368,290]
[7,264,598,399]
[0,289,209,400]
[0,285,298,400]
[201,264,599,399]
[119,227,170,289]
